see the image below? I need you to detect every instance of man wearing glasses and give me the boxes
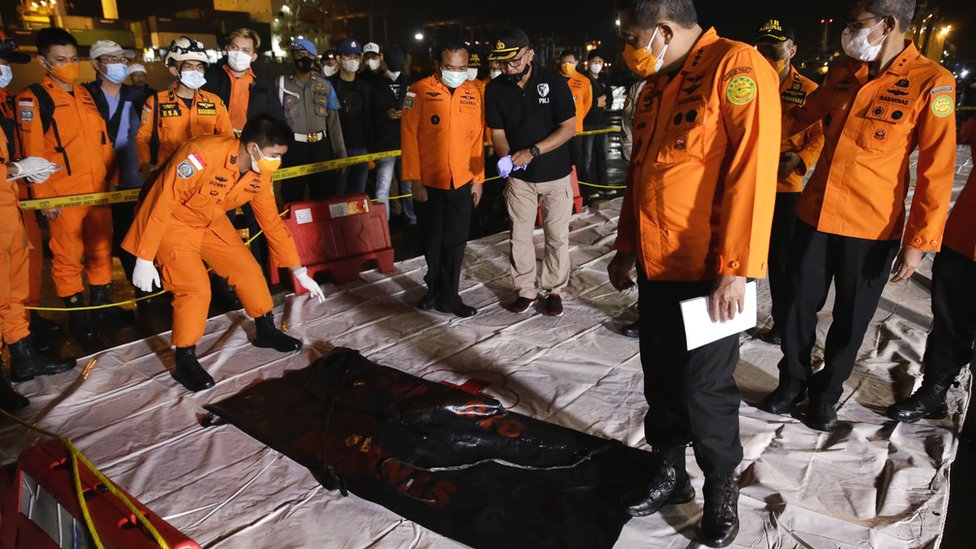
[84,40,146,324]
[486,28,577,317]
[760,0,956,433]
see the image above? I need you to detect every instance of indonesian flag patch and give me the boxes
[187,152,206,170]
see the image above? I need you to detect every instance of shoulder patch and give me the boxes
[930,86,953,95]
[722,67,752,82]
[177,161,196,179]
[726,76,757,106]
[404,91,416,110]
[18,107,34,123]
[187,152,207,170]
[931,94,954,118]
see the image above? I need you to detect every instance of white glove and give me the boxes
[293,266,325,303]
[132,258,161,293]
[497,155,514,178]
[9,157,60,183]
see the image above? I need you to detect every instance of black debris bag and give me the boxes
[205,348,660,549]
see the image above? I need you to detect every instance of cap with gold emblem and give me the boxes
[488,27,530,61]
[755,19,795,42]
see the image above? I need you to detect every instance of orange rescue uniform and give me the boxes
[565,71,592,135]
[137,87,233,169]
[123,136,302,347]
[224,65,254,133]
[16,77,115,298]
[777,66,824,193]
[401,75,486,189]
[616,28,781,281]
[787,41,956,250]
[0,119,31,345]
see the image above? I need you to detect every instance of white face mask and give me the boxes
[366,58,381,71]
[227,50,252,72]
[589,63,603,75]
[441,69,467,89]
[0,65,11,89]
[323,64,339,77]
[841,20,886,62]
[341,59,360,73]
[385,70,400,81]
[466,68,479,81]
[489,69,502,80]
[180,70,206,90]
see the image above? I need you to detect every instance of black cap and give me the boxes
[488,27,529,61]
[321,48,338,62]
[385,48,406,72]
[755,19,795,42]
[0,34,30,64]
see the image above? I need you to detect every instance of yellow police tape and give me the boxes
[0,402,171,549]
[18,127,622,211]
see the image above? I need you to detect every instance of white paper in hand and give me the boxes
[680,281,757,351]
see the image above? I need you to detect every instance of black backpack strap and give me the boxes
[149,92,161,166]
[27,83,71,176]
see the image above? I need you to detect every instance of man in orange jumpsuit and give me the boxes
[0,32,62,351]
[401,41,485,318]
[887,123,976,423]
[753,19,824,345]
[124,114,325,392]
[16,27,115,350]
[0,97,77,412]
[760,0,956,433]
[559,49,592,179]
[138,36,233,178]
[609,2,780,545]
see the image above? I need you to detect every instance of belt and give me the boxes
[294,131,326,143]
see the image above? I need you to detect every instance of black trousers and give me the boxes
[768,192,801,327]
[638,275,742,476]
[778,221,900,405]
[580,131,608,187]
[417,185,473,309]
[111,201,137,283]
[924,248,976,376]
[280,138,337,203]
[568,135,582,176]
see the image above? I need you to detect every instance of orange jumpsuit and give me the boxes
[0,119,31,345]
[616,27,781,281]
[787,41,956,250]
[777,67,824,193]
[137,87,233,169]
[122,136,302,347]
[565,71,592,135]
[16,77,115,298]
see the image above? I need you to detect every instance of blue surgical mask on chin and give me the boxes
[180,70,206,90]
[102,63,128,84]
[0,65,12,89]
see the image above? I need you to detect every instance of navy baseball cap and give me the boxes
[337,39,363,55]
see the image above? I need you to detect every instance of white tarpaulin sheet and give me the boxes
[1,147,972,549]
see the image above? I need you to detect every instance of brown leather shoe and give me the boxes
[543,294,563,317]
[507,296,534,313]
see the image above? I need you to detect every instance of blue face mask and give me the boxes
[180,70,206,90]
[0,65,12,89]
[102,63,128,84]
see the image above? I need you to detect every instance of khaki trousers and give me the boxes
[504,174,572,299]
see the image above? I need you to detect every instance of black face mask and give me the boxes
[502,62,530,85]
[295,57,315,73]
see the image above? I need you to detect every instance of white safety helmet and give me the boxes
[165,36,209,67]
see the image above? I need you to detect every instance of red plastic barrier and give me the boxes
[0,440,199,549]
[536,166,583,226]
[270,194,395,291]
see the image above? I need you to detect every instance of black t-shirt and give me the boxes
[485,63,575,183]
[583,72,610,128]
[370,73,409,150]
[330,76,373,150]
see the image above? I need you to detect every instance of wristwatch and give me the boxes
[529,145,541,158]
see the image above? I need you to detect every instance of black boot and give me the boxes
[759,323,782,345]
[759,379,807,415]
[252,313,302,352]
[887,369,956,423]
[172,346,215,392]
[29,311,62,355]
[64,293,107,352]
[701,473,739,548]
[620,320,640,339]
[622,446,683,517]
[0,361,29,412]
[804,397,838,432]
[668,446,695,504]
[8,336,76,382]
[89,284,136,325]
